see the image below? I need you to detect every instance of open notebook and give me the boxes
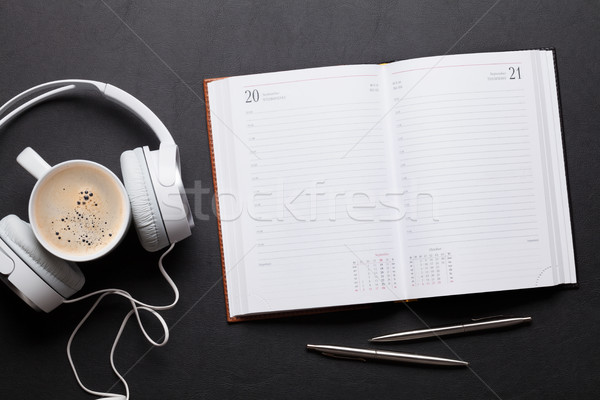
[204,49,576,322]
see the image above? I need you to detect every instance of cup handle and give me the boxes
[17,147,52,180]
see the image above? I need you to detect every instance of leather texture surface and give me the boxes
[0,2,599,399]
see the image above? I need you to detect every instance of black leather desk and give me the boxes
[1,2,599,399]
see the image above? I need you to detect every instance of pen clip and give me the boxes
[322,352,367,362]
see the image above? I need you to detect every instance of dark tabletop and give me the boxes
[1,2,599,399]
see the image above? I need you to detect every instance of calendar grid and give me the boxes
[409,252,454,286]
[353,257,398,292]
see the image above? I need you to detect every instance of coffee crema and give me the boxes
[32,163,128,258]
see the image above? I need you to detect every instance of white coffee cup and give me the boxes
[17,147,132,262]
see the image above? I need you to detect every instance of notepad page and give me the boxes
[384,50,575,299]
[208,65,406,317]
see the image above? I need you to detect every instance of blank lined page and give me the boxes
[208,65,404,317]
[385,50,568,298]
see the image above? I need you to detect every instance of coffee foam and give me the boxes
[32,163,127,257]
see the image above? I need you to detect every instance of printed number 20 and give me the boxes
[509,67,521,80]
[245,89,259,103]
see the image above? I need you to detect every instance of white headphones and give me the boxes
[0,80,195,399]
[0,79,194,312]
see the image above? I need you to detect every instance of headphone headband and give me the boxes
[0,79,175,145]
[0,79,193,255]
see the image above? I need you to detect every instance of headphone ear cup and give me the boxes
[0,215,85,298]
[120,148,169,252]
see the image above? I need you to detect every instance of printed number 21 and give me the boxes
[509,67,521,80]
[245,89,259,103]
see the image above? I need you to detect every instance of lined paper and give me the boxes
[385,51,557,298]
[211,65,405,316]
[208,50,575,318]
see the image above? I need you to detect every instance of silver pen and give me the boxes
[306,344,468,367]
[369,316,532,342]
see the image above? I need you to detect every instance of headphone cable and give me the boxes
[63,242,178,400]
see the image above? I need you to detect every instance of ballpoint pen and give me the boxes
[306,344,468,367]
[369,316,532,342]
